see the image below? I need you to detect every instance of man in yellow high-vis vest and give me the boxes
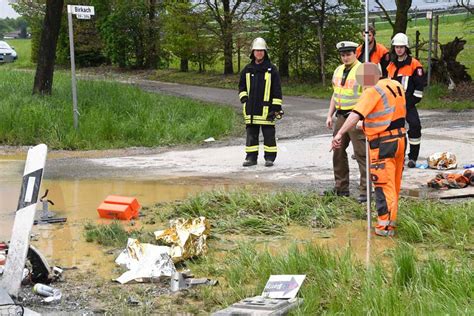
[325,41,367,203]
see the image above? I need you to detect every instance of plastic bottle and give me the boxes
[33,283,55,297]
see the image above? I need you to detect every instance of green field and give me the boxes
[0,69,238,149]
[2,38,34,68]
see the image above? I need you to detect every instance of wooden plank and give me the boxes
[428,186,474,199]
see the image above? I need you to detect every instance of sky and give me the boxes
[0,0,20,19]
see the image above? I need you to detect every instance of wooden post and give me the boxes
[415,30,420,59]
[434,15,439,59]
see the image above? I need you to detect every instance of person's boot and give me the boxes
[357,194,367,203]
[407,159,416,168]
[264,160,274,167]
[243,159,257,167]
[323,188,349,197]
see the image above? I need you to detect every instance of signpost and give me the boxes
[67,5,95,130]
[427,11,433,87]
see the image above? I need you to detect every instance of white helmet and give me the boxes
[392,33,409,48]
[251,37,268,51]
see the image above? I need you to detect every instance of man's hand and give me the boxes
[326,116,333,129]
[331,133,343,151]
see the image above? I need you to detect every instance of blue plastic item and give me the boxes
[463,164,474,169]
[416,163,429,169]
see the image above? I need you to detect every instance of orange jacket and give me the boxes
[387,56,426,107]
[356,41,390,77]
[353,79,406,136]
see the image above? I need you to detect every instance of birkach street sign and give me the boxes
[69,5,95,16]
[66,5,95,130]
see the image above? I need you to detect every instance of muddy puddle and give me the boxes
[213,220,394,264]
[1,157,391,291]
[0,159,234,280]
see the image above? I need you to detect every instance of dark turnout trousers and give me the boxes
[406,104,422,161]
[245,124,277,161]
[333,115,367,195]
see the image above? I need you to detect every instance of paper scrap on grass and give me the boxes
[114,238,176,284]
[154,217,210,263]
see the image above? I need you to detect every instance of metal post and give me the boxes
[364,0,371,270]
[427,12,433,87]
[67,5,79,130]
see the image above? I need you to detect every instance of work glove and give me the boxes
[267,110,284,121]
[240,96,248,104]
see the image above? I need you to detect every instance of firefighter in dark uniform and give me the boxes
[387,33,427,168]
[238,37,283,167]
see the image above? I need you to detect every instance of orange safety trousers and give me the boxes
[368,128,406,237]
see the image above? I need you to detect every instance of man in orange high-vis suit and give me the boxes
[331,63,407,237]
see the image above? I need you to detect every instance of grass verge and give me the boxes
[0,69,239,149]
[150,189,473,246]
[397,199,473,250]
[153,189,366,235]
[83,221,154,247]
[189,242,473,314]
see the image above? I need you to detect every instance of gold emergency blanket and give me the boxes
[428,152,457,170]
[154,217,210,262]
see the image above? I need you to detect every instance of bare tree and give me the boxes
[33,0,64,95]
[457,0,473,13]
[202,0,255,75]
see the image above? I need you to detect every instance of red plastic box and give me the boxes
[97,195,141,220]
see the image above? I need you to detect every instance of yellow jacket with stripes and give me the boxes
[332,60,363,111]
[238,58,283,125]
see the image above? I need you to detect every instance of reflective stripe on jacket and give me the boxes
[332,61,363,111]
[353,79,407,136]
[387,56,426,107]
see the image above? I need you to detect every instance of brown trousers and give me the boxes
[333,115,367,195]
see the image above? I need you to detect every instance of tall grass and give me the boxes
[0,69,238,149]
[397,199,473,249]
[83,221,152,247]
[190,242,473,315]
[155,189,473,247]
[155,189,366,235]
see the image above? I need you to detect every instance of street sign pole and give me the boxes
[67,5,79,130]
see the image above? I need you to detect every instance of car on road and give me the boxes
[0,41,17,63]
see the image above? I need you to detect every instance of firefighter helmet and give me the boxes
[391,33,409,47]
[251,37,268,51]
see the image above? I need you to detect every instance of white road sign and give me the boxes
[262,275,306,299]
[69,5,95,16]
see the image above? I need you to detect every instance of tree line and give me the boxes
[11,0,422,95]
